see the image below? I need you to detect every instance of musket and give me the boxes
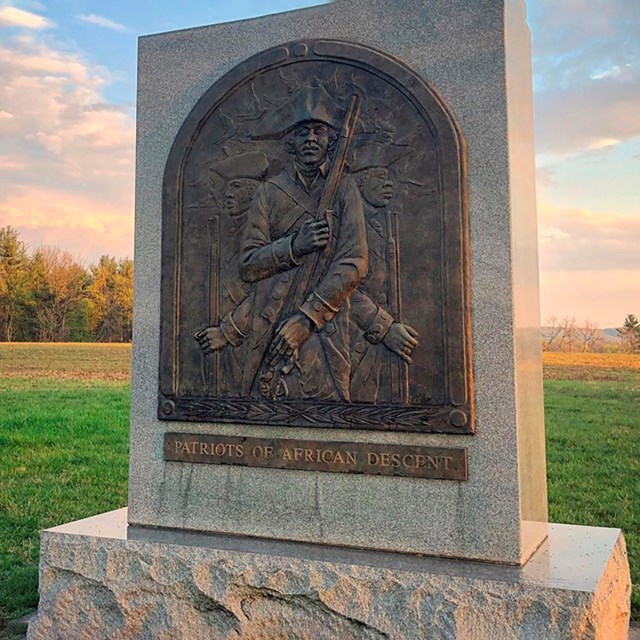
[306,94,362,287]
[206,215,221,396]
[386,207,409,404]
[318,94,362,233]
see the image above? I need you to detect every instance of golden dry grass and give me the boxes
[543,351,640,382]
[543,352,640,368]
[2,344,639,383]
[0,343,131,381]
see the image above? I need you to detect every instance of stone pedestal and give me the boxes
[27,509,631,640]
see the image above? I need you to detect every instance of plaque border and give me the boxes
[159,38,474,435]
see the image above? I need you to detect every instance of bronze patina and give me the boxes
[159,39,473,434]
[164,433,468,481]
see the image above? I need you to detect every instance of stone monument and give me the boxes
[27,1,631,638]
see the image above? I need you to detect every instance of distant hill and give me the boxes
[541,326,619,348]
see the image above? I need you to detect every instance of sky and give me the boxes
[0,0,638,328]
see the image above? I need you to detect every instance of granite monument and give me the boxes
[27,1,631,638]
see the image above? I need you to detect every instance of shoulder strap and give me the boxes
[268,174,317,216]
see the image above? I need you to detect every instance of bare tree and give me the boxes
[543,316,579,352]
[576,319,602,353]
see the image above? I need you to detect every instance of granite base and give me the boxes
[27,509,631,640]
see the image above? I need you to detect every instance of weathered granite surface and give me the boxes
[27,510,631,640]
[130,0,547,566]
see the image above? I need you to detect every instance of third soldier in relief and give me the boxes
[349,141,419,403]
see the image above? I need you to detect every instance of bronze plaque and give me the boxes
[159,39,473,434]
[164,433,468,481]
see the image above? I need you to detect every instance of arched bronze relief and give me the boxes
[159,39,473,434]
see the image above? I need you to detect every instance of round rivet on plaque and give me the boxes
[161,400,175,416]
[449,409,467,428]
[292,42,308,57]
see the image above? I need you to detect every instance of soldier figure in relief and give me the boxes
[195,151,267,395]
[349,142,419,403]
[239,84,368,402]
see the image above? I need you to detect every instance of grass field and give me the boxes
[544,360,639,618]
[0,342,130,381]
[0,344,638,628]
[0,344,131,633]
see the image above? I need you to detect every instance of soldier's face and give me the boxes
[292,122,330,166]
[361,168,394,208]
[224,178,258,213]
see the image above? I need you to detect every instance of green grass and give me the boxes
[0,376,130,627]
[545,376,640,618]
[0,344,638,625]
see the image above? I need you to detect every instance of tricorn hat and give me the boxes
[252,84,344,140]
[349,141,412,173]
[209,151,269,180]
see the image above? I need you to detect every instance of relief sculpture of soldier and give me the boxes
[162,41,473,431]
[195,151,267,395]
[349,142,419,403]
[238,83,369,402]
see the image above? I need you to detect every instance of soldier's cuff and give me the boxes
[220,313,247,347]
[270,235,299,272]
[300,291,339,331]
[364,307,394,344]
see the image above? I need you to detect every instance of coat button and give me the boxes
[355,342,365,354]
[313,302,322,311]
[281,274,290,283]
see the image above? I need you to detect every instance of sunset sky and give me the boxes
[0,0,637,328]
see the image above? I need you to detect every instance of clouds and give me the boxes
[1,186,133,259]
[537,197,640,326]
[0,6,51,29]
[531,0,640,156]
[535,66,640,156]
[0,30,135,261]
[76,14,130,34]
[538,200,640,272]
[540,270,640,327]
[530,0,640,324]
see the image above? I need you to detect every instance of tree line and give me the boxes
[0,226,132,343]
[2,224,638,350]
[542,314,640,353]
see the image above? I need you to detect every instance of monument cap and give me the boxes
[252,84,343,139]
[349,141,411,173]
[209,151,269,180]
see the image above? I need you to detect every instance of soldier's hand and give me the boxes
[292,219,330,258]
[195,326,228,353]
[267,313,313,366]
[382,323,419,363]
